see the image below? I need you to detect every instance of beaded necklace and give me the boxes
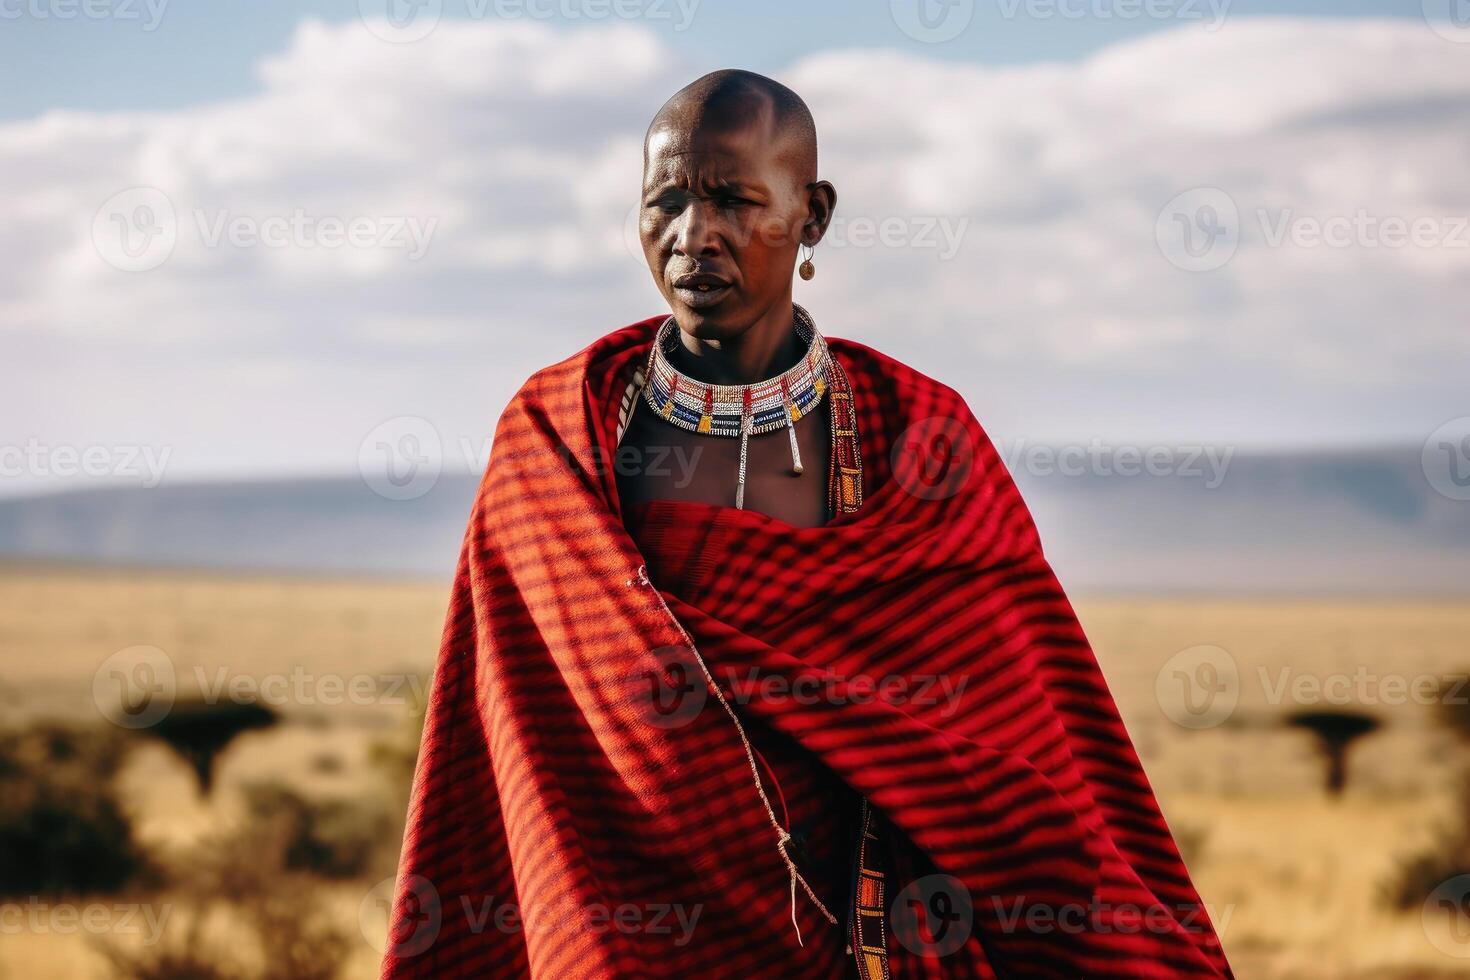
[642,304,834,510]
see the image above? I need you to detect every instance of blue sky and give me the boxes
[0,0,1438,119]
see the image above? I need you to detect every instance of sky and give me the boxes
[0,0,1445,121]
[4,1,1469,495]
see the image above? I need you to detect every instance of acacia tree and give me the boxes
[1286,709,1381,797]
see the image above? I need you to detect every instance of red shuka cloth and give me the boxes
[380,314,1235,979]
[622,496,867,976]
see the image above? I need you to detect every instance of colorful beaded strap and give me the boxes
[824,352,864,517]
[849,800,891,980]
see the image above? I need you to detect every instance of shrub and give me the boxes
[95,786,354,980]
[0,724,154,896]
[1382,773,1470,910]
[240,781,394,880]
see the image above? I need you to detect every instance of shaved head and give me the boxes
[645,69,817,188]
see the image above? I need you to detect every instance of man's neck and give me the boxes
[670,298,802,385]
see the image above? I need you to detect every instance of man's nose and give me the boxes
[672,201,721,257]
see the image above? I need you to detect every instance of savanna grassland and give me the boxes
[2,562,1468,979]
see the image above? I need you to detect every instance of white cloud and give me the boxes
[4,16,1468,493]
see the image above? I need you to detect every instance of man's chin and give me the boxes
[669,304,745,343]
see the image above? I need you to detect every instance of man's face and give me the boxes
[639,114,809,341]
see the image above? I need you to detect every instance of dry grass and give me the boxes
[3,562,1470,978]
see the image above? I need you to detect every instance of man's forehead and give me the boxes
[643,117,794,181]
[645,104,777,158]
[641,147,789,196]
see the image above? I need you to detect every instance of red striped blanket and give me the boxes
[379,313,1234,979]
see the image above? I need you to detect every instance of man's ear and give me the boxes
[803,180,837,246]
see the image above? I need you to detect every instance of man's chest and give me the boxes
[615,396,833,528]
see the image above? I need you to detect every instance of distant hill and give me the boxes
[0,448,1465,594]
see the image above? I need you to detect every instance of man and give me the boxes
[381,70,1234,979]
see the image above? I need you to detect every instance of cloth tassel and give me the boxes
[790,872,803,947]
[776,829,835,946]
[777,830,806,947]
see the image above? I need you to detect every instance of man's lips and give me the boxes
[671,272,730,289]
[671,272,733,308]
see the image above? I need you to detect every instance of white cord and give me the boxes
[635,564,838,942]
